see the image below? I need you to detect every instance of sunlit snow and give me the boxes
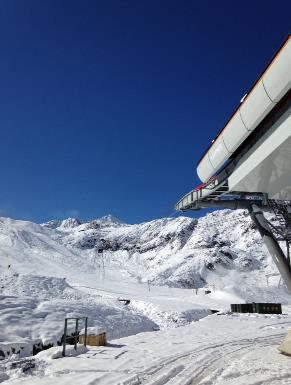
[0,210,291,384]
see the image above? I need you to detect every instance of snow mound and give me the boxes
[36,344,88,360]
[0,272,74,299]
[0,272,158,346]
[80,327,106,335]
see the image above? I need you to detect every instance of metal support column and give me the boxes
[287,241,290,265]
[84,317,88,347]
[62,318,68,357]
[249,203,291,293]
[74,318,79,350]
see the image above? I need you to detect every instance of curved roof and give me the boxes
[196,35,291,183]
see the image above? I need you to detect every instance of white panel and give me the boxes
[228,109,291,200]
[197,153,215,182]
[208,135,230,170]
[263,39,291,102]
[240,79,274,131]
[222,112,249,152]
[187,193,191,204]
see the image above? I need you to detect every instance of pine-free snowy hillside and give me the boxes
[0,217,95,279]
[0,210,281,290]
[1,209,289,376]
[43,209,279,289]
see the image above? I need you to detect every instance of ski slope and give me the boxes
[1,213,291,383]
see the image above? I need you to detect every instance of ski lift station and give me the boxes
[176,35,291,291]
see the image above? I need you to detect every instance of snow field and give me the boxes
[4,313,291,385]
[1,212,291,384]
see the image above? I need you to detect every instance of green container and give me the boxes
[231,303,282,314]
[231,304,253,313]
[252,303,282,314]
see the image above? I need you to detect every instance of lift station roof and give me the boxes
[176,35,291,211]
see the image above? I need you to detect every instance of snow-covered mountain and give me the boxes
[0,210,280,290]
[43,209,280,289]
[1,209,287,365]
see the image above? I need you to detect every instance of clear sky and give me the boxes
[0,0,290,223]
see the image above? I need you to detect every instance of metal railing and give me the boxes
[62,317,88,357]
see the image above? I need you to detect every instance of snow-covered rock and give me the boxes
[0,210,281,290]
[39,209,280,290]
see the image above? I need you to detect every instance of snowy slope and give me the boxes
[0,210,284,297]
[4,312,291,385]
[0,211,288,364]
[0,217,89,278]
[1,210,291,384]
[41,209,281,290]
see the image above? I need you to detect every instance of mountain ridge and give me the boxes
[0,209,280,290]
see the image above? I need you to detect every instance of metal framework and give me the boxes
[62,317,88,357]
[268,199,291,264]
[175,128,291,290]
[249,202,291,291]
[177,194,291,292]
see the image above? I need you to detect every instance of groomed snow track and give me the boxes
[139,334,286,385]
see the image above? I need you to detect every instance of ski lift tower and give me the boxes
[175,35,291,292]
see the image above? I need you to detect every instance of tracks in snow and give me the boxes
[137,333,286,385]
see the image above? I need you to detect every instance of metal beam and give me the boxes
[192,199,264,211]
[248,204,291,293]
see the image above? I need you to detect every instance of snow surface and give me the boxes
[4,313,291,384]
[0,210,291,383]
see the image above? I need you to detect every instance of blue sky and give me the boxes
[0,0,290,223]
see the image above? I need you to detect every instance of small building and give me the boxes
[231,303,282,314]
[79,327,107,346]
